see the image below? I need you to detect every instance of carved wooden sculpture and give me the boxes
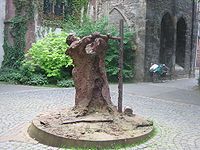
[66,33,120,116]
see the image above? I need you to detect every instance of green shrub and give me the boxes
[63,17,135,82]
[26,74,48,86]
[0,68,48,86]
[57,79,74,87]
[1,17,135,86]
[1,32,73,86]
[0,68,22,84]
[106,28,135,81]
[23,32,73,79]
[19,63,35,78]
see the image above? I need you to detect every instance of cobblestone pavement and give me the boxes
[0,78,200,150]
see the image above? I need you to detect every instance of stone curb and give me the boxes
[28,119,154,149]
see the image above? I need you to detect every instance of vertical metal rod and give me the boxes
[118,19,124,113]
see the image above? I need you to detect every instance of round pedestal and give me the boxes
[28,108,154,148]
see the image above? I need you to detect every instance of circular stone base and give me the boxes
[28,108,154,148]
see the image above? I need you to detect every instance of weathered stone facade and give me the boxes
[89,0,198,81]
[88,0,147,81]
[4,0,35,52]
[0,0,6,67]
[196,3,200,68]
[145,0,198,79]
[197,39,200,67]
[1,0,198,80]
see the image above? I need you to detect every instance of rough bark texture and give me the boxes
[66,33,117,116]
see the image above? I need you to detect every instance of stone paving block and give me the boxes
[0,82,199,149]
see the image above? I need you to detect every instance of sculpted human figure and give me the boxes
[66,33,117,116]
[28,33,154,147]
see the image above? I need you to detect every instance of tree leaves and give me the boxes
[23,32,72,78]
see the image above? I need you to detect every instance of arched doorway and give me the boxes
[176,18,186,68]
[160,13,174,67]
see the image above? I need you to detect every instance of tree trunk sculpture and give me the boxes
[66,33,119,116]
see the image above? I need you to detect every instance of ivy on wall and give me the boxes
[2,0,88,69]
[2,0,35,68]
[36,0,88,28]
[72,0,88,16]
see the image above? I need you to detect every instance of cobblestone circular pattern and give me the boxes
[0,85,200,149]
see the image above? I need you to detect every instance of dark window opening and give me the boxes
[54,1,64,16]
[160,13,174,68]
[43,0,53,15]
[64,0,73,18]
[43,0,73,19]
[176,18,186,68]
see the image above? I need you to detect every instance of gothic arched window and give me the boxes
[43,0,53,15]
[43,0,72,19]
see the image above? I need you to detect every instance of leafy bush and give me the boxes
[1,32,73,87]
[23,32,73,79]
[57,79,74,87]
[1,17,135,87]
[106,28,135,81]
[0,68,22,84]
[0,68,48,86]
[63,17,135,82]
[26,74,48,86]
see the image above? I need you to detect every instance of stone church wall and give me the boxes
[88,0,147,81]
[0,0,6,67]
[145,0,197,79]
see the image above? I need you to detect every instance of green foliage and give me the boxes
[0,68,22,84]
[57,79,74,87]
[63,17,109,37]
[13,0,35,19]
[23,32,72,79]
[2,17,27,68]
[106,28,135,81]
[1,0,88,83]
[0,68,48,86]
[36,0,88,27]
[63,17,135,81]
[1,31,72,87]
[26,74,48,86]
[2,0,34,69]
[71,0,88,17]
